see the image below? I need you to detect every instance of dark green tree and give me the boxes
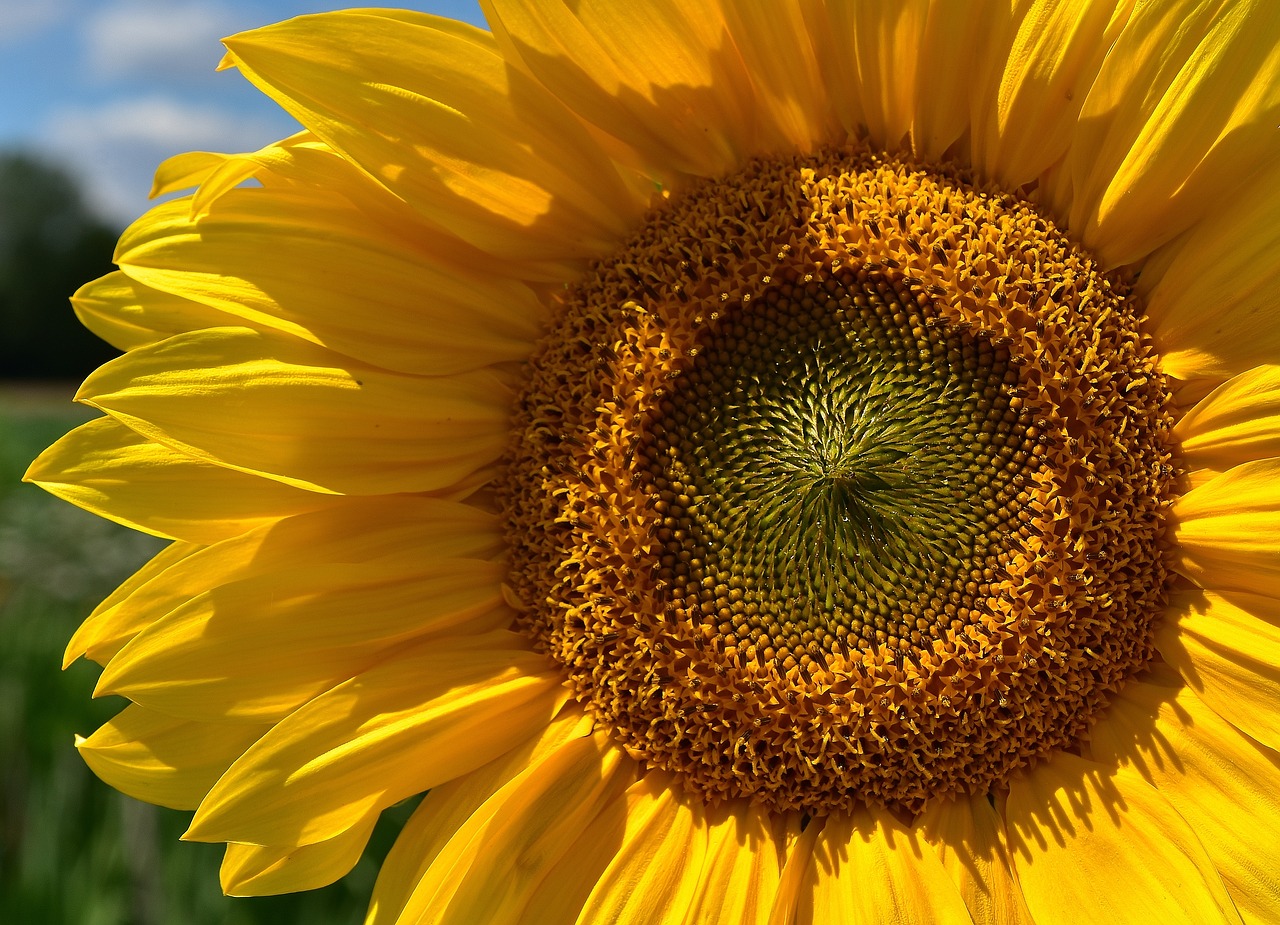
[0,152,120,379]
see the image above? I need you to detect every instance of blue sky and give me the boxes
[1,1,485,227]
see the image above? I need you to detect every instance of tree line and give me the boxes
[0,152,122,380]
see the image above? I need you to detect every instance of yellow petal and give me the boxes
[221,10,642,266]
[1088,678,1280,924]
[768,815,824,925]
[812,1,927,151]
[1006,752,1239,924]
[96,555,506,722]
[577,772,707,925]
[77,326,510,495]
[797,3,864,149]
[1173,376,1222,414]
[65,540,199,668]
[1067,0,1280,268]
[150,150,227,198]
[1142,158,1280,381]
[717,2,832,154]
[909,2,997,161]
[810,0,989,159]
[918,792,1036,925]
[183,130,571,284]
[1157,588,1280,753]
[973,0,1130,188]
[66,496,498,668]
[503,740,643,925]
[1172,459,1280,596]
[1174,366,1280,472]
[76,704,268,811]
[800,807,974,925]
[814,0,1003,161]
[186,631,564,847]
[26,416,340,544]
[482,0,755,178]
[402,732,632,925]
[221,809,378,896]
[72,271,233,353]
[117,187,543,376]
[366,706,594,925]
[185,131,313,216]
[686,804,794,925]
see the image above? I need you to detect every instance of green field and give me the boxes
[0,387,408,924]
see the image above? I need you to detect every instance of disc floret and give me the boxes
[501,148,1177,814]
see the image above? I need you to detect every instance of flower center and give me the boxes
[500,149,1177,814]
[651,270,1026,660]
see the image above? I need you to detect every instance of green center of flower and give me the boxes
[500,148,1178,814]
[650,270,1029,660]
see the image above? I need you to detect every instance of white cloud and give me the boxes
[85,0,242,80]
[38,95,292,224]
[0,0,75,46]
[44,94,273,151]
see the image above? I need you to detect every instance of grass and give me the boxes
[0,387,411,924]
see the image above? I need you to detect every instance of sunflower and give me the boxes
[27,1,1280,922]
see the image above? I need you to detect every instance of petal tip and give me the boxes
[61,645,83,671]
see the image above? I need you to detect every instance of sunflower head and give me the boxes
[26,2,1280,923]
[502,146,1179,814]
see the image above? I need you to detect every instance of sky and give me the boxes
[0,0,485,228]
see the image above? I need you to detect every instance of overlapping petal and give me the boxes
[809,0,987,159]
[27,416,341,544]
[366,707,596,925]
[221,10,645,269]
[76,704,268,811]
[769,816,825,925]
[65,495,500,668]
[150,149,229,198]
[71,271,234,353]
[77,326,511,495]
[115,187,544,376]
[919,793,1035,925]
[1173,459,1280,596]
[1156,589,1280,753]
[482,0,756,179]
[687,805,793,925]
[94,554,506,722]
[1176,366,1280,473]
[186,630,566,848]
[904,2,993,160]
[1088,675,1280,923]
[797,807,973,924]
[1143,158,1280,382]
[393,732,633,925]
[971,0,1128,188]
[576,773,708,924]
[1006,753,1240,924]
[1065,0,1280,267]
[66,541,200,668]
[221,809,379,896]
[715,3,832,155]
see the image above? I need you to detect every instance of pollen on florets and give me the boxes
[499,147,1177,815]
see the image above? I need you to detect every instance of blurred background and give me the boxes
[1,2,481,922]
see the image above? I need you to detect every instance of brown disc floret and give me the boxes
[500,148,1177,814]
